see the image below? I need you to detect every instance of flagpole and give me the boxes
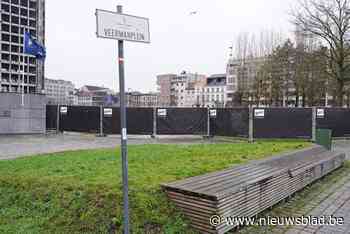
[21,27,25,106]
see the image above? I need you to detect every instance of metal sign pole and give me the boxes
[117,5,130,234]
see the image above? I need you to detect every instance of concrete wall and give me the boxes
[0,93,46,134]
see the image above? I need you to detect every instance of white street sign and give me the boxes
[96,9,150,43]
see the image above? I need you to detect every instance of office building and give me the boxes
[45,78,74,105]
[0,0,45,93]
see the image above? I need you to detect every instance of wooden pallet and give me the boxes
[162,145,346,234]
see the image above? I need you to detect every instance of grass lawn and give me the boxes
[0,141,310,234]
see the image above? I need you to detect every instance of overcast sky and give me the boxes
[46,0,296,92]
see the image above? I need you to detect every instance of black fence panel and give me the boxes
[103,108,120,134]
[210,108,249,137]
[156,108,207,135]
[103,108,154,135]
[316,108,350,137]
[46,105,58,130]
[60,106,100,133]
[254,108,312,139]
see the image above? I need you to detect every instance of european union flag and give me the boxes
[24,32,46,60]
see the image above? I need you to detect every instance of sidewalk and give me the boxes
[285,142,350,234]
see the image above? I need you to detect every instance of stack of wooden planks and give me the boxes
[162,145,345,234]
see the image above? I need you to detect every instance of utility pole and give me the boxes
[117,5,130,234]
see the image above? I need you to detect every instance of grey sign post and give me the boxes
[96,5,150,234]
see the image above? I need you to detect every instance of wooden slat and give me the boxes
[162,145,346,234]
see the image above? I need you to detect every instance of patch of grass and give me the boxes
[0,141,310,234]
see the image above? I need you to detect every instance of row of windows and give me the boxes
[2,0,37,9]
[1,42,36,53]
[1,85,36,93]
[1,4,37,17]
[1,14,36,27]
[1,54,37,64]
[2,24,37,35]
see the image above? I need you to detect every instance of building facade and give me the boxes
[156,74,176,107]
[157,72,228,108]
[45,78,74,105]
[202,74,227,108]
[0,0,45,94]
[127,92,159,107]
[226,57,265,106]
[74,85,114,106]
[157,72,207,107]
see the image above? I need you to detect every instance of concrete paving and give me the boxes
[286,141,350,234]
[0,133,220,160]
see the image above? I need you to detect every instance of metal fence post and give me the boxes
[312,107,317,142]
[249,106,254,143]
[207,107,210,137]
[99,105,104,137]
[152,107,157,138]
[56,104,60,134]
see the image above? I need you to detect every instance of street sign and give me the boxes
[96,6,150,234]
[96,9,150,43]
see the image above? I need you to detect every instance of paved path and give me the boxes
[0,134,219,160]
[286,141,350,234]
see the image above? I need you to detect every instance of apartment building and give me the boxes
[0,0,45,93]
[45,78,74,105]
[74,85,114,106]
[157,72,228,108]
[156,74,176,107]
[157,72,207,107]
[128,92,159,107]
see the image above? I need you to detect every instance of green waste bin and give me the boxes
[316,129,332,151]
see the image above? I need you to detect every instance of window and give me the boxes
[11,6,19,15]
[20,8,28,16]
[11,25,19,33]
[1,24,10,32]
[2,34,10,42]
[11,16,19,24]
[29,1,37,9]
[21,0,28,7]
[1,4,10,12]
[29,10,36,18]
[2,14,10,22]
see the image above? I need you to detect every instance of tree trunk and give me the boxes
[336,80,344,107]
[295,89,299,108]
[302,92,306,107]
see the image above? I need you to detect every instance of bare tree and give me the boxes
[291,0,350,106]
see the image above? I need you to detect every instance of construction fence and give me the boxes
[46,105,350,139]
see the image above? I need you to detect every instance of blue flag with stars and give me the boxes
[24,32,46,60]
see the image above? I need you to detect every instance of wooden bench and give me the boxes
[162,145,346,234]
